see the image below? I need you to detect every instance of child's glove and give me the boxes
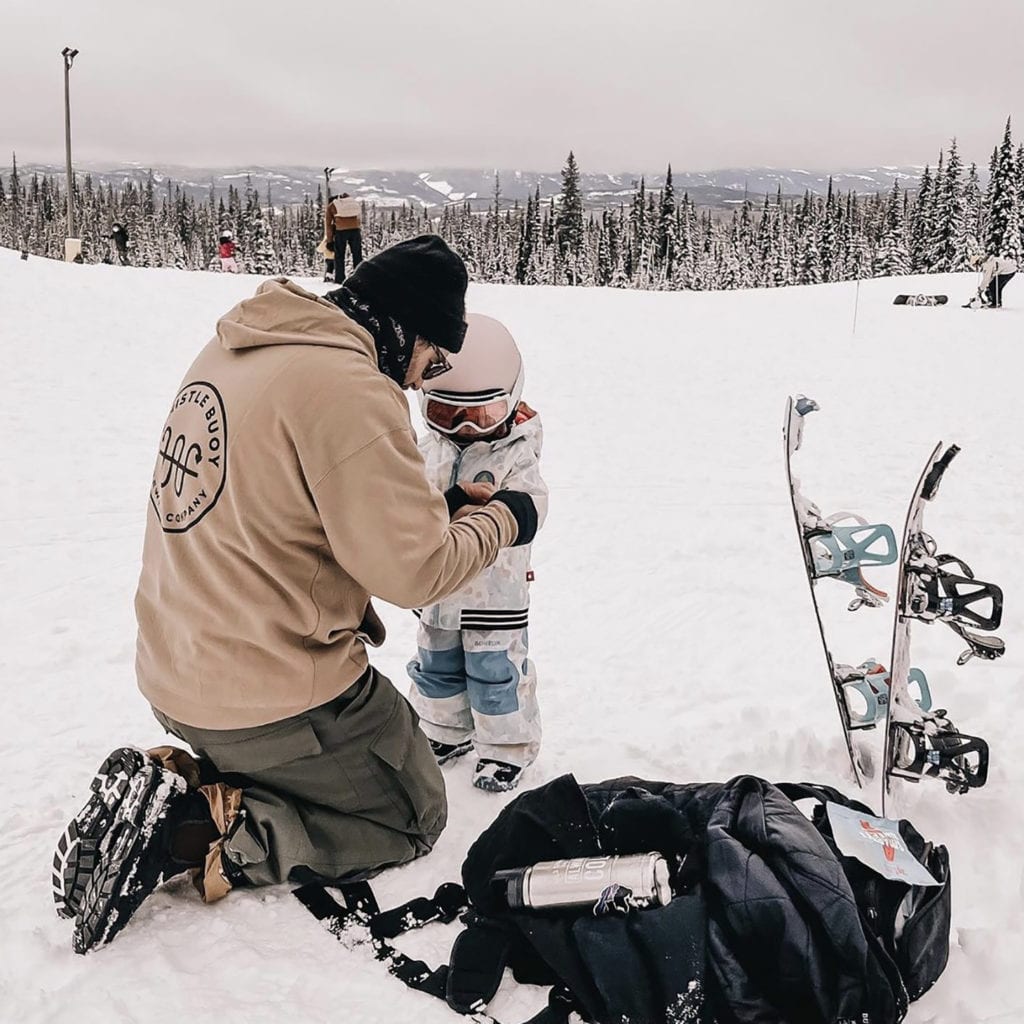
[445,482,495,520]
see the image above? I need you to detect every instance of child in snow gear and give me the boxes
[53,236,541,953]
[317,236,335,282]
[971,252,1017,307]
[408,314,548,793]
[218,231,239,273]
[325,192,363,283]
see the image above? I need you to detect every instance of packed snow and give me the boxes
[1,248,1022,1023]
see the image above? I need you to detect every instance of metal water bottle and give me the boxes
[494,853,671,911]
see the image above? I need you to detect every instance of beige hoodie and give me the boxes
[136,279,517,728]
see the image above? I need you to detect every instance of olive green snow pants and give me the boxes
[153,667,447,886]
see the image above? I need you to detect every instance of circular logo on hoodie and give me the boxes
[149,381,228,533]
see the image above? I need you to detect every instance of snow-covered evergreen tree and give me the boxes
[555,151,584,284]
[909,164,934,271]
[655,165,676,285]
[928,140,968,271]
[985,119,1022,260]
[873,181,910,276]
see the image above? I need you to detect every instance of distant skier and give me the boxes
[108,223,130,266]
[325,192,363,283]
[218,231,239,273]
[972,252,1017,307]
[407,314,548,793]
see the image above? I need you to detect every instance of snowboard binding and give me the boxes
[802,512,899,611]
[836,659,932,728]
[904,534,1005,664]
[889,715,989,794]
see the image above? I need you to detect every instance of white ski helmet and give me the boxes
[220,230,233,241]
[420,313,524,437]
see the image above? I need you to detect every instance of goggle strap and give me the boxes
[427,388,508,406]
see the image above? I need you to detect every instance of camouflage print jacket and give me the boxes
[417,409,547,631]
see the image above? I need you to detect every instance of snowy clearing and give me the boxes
[1,249,1022,1023]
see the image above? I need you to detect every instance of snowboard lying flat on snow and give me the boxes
[893,294,948,306]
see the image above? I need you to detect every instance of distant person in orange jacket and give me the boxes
[218,232,240,273]
[325,192,363,283]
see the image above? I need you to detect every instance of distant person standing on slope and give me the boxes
[325,192,363,283]
[218,231,240,273]
[973,253,1017,307]
[109,223,130,265]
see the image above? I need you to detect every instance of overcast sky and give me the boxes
[5,0,1022,174]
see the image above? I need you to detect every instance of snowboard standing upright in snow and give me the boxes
[783,395,903,786]
[881,443,1001,811]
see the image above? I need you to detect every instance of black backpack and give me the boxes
[776,782,951,1004]
[295,775,950,1024]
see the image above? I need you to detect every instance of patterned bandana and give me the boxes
[325,285,416,386]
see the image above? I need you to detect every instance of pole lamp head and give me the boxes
[61,47,79,67]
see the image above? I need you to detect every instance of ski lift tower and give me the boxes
[61,46,81,262]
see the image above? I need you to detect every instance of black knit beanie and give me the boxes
[340,235,469,353]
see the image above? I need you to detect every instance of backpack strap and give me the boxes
[294,881,583,1024]
[775,781,876,816]
[447,914,514,1013]
[293,881,463,1002]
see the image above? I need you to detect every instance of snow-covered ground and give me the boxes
[1,248,1022,1023]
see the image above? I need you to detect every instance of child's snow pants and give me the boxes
[407,622,541,767]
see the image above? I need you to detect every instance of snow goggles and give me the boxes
[424,390,512,435]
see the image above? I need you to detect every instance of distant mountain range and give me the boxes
[3,162,929,210]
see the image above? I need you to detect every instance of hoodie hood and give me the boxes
[216,277,376,357]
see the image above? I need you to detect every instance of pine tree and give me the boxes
[1017,144,1024,257]
[8,153,24,249]
[909,164,934,271]
[555,151,584,284]
[963,162,982,245]
[820,178,838,280]
[929,140,968,271]
[655,164,676,284]
[247,189,277,274]
[798,229,823,285]
[874,181,910,276]
[984,118,1021,260]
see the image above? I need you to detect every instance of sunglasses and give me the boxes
[421,344,452,382]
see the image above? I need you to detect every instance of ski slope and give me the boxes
[1,248,1021,1023]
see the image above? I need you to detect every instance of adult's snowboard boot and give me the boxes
[53,746,228,953]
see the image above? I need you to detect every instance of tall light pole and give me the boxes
[61,46,79,245]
